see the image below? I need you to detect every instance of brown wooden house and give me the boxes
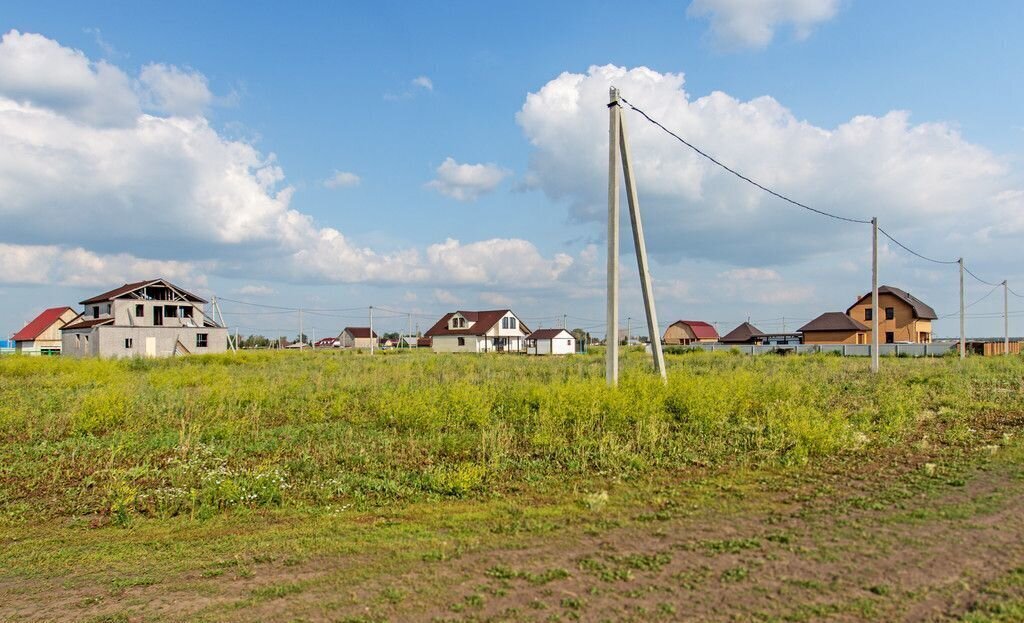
[662,320,719,345]
[846,285,937,344]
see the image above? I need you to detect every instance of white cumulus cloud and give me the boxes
[688,0,840,49]
[324,170,361,189]
[412,76,433,91]
[517,64,1016,267]
[0,31,580,294]
[139,63,213,116]
[426,157,511,202]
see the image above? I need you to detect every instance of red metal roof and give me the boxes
[670,320,719,340]
[342,327,377,339]
[13,307,74,341]
[424,310,530,337]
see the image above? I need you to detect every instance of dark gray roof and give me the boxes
[720,322,766,343]
[847,285,938,320]
[799,312,870,333]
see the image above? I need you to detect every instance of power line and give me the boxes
[940,283,1001,318]
[963,264,1002,287]
[876,227,959,265]
[618,96,872,225]
[216,296,366,313]
[620,95,1012,287]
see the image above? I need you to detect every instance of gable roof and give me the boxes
[720,322,766,343]
[424,310,530,337]
[80,279,207,305]
[13,307,75,341]
[669,320,719,340]
[847,285,938,320]
[342,327,377,339]
[799,312,869,333]
[61,316,114,331]
[528,328,574,340]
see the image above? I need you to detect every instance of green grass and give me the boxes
[2,348,1021,528]
[1,348,1023,619]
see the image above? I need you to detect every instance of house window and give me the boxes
[124,338,133,349]
[885,332,895,344]
[182,307,193,318]
[196,333,208,348]
[509,317,517,330]
[92,306,100,319]
[135,304,144,317]
[885,307,895,320]
[457,337,465,346]
[864,308,872,321]
[105,304,111,315]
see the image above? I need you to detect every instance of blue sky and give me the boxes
[2,1,1023,339]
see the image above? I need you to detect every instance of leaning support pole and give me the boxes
[606,88,621,386]
[959,259,965,360]
[619,102,667,382]
[871,218,879,373]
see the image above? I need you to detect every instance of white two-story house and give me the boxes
[424,309,531,353]
[61,279,228,358]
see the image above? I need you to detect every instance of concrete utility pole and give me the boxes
[298,309,304,350]
[871,217,879,373]
[606,88,621,385]
[1004,280,1010,356]
[626,316,631,347]
[606,87,667,384]
[959,259,965,360]
[563,313,567,330]
[369,306,374,355]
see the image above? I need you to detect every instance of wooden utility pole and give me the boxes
[606,87,667,385]
[959,259,965,360]
[871,218,879,373]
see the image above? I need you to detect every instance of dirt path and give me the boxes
[225,447,1024,623]
[3,441,1022,622]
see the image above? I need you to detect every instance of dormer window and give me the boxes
[502,316,517,330]
[451,316,466,329]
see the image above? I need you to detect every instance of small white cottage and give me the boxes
[526,328,576,355]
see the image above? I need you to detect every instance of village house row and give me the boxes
[9,278,940,358]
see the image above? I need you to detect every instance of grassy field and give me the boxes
[1,349,1023,621]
